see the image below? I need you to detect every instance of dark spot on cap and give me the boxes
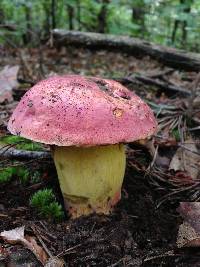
[120,94,131,100]
[27,100,33,107]
[95,79,108,92]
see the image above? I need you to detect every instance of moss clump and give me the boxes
[30,189,64,221]
[0,167,15,183]
[0,166,31,184]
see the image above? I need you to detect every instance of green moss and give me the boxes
[17,167,30,185]
[0,166,35,185]
[0,167,16,183]
[0,135,43,151]
[30,189,64,221]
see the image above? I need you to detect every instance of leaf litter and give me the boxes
[0,45,200,266]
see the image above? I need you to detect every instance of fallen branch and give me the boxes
[52,30,200,71]
[135,75,190,95]
[0,146,51,160]
[115,74,190,96]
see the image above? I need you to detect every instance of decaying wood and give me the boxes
[0,146,51,160]
[52,30,200,71]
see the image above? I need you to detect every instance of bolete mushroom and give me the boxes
[8,75,157,218]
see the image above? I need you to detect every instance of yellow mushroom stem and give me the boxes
[53,144,126,218]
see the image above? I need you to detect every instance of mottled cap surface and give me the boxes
[8,75,157,146]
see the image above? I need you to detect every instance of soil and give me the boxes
[0,46,200,266]
[0,151,199,266]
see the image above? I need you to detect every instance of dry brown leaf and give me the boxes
[0,226,48,265]
[0,65,19,103]
[169,138,200,180]
[177,202,200,248]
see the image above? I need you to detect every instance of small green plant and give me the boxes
[30,189,64,221]
[0,166,31,185]
[17,167,30,185]
[172,128,181,142]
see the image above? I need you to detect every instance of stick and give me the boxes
[0,146,51,160]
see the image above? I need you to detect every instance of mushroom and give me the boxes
[8,75,157,218]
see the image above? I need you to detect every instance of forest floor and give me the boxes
[0,45,200,266]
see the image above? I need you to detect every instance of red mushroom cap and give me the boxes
[8,75,157,146]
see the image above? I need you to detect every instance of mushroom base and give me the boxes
[53,144,126,218]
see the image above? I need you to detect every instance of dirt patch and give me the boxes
[0,156,195,266]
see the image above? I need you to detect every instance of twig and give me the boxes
[134,74,190,95]
[17,78,35,86]
[56,244,82,257]
[143,250,176,263]
[106,258,123,267]
[148,145,158,169]
[189,126,200,131]
[115,74,190,95]
[0,159,41,170]
[149,69,175,79]
[156,182,200,208]
[31,225,53,258]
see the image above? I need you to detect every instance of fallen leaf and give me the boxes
[169,138,200,181]
[0,65,19,103]
[0,226,48,265]
[0,226,25,244]
[177,202,200,248]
